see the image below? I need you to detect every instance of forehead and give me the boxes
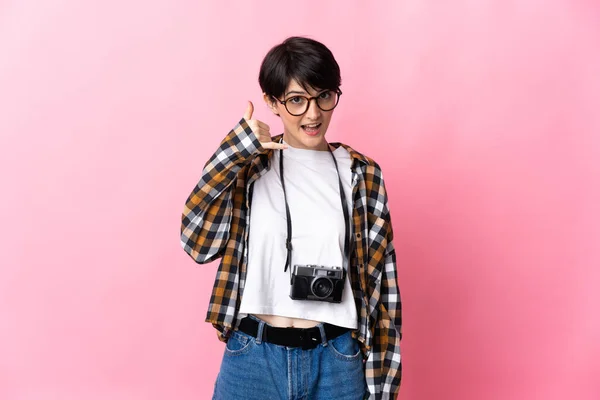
[285,79,322,96]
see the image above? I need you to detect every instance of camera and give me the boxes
[290,264,345,303]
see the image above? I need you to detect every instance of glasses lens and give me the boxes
[285,96,309,116]
[284,91,340,115]
[316,91,339,111]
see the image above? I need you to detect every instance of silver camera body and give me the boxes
[290,264,345,303]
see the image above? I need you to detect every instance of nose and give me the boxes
[305,97,321,119]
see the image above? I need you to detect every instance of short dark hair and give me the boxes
[259,36,341,99]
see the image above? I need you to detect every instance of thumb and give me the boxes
[243,101,254,121]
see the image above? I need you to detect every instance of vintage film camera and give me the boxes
[290,264,345,303]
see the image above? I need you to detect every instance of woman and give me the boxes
[181,36,402,400]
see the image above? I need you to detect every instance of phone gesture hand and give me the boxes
[243,101,287,150]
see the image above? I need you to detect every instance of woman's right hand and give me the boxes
[243,101,288,150]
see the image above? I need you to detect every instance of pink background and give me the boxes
[1,1,599,399]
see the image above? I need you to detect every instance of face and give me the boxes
[264,80,336,151]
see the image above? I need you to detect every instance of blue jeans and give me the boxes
[212,317,366,400]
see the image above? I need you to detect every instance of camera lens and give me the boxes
[311,278,334,299]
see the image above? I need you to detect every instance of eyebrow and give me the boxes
[285,90,307,97]
[284,89,328,97]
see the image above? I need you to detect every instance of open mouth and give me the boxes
[301,123,322,136]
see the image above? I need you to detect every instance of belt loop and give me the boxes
[255,320,265,345]
[317,324,328,347]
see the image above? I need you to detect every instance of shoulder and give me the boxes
[330,142,383,174]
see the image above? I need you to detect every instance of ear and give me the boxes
[263,93,280,116]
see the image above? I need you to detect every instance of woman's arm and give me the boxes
[180,103,287,264]
[364,168,403,399]
[180,118,259,263]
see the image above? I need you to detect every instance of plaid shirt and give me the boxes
[181,119,402,399]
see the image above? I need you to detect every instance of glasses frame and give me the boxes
[272,89,343,116]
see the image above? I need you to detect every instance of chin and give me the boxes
[301,136,327,150]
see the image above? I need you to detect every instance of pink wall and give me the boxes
[1,1,599,399]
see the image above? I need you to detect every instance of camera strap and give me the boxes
[279,144,352,282]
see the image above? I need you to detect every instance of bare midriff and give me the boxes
[253,314,321,328]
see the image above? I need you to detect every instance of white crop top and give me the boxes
[238,143,359,329]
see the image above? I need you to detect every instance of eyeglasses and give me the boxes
[272,89,342,116]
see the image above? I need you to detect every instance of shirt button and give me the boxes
[355,232,362,239]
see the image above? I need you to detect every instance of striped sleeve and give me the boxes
[180,118,261,263]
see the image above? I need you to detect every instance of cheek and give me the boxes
[283,115,301,128]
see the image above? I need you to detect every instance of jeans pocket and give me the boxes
[224,331,254,356]
[327,332,362,361]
